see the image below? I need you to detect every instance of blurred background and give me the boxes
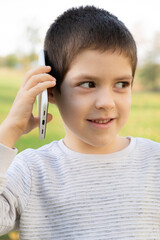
[0,0,160,239]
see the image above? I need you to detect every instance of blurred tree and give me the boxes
[152,32,160,63]
[139,63,160,91]
[137,31,160,91]
[144,31,160,64]
[5,55,19,68]
[0,55,19,68]
[25,23,41,62]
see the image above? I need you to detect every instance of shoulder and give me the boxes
[15,140,64,165]
[133,137,160,156]
[8,140,67,182]
[135,137,160,148]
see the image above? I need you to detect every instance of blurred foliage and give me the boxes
[136,31,160,91]
[0,232,19,240]
[138,62,160,91]
[0,55,19,68]
[0,54,38,69]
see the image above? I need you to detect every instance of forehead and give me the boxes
[65,49,132,81]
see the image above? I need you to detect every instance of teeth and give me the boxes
[91,119,111,124]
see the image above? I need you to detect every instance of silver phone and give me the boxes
[37,49,48,139]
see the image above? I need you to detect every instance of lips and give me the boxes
[87,118,114,129]
[89,119,113,124]
[87,118,114,124]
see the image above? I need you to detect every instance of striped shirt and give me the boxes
[0,137,160,239]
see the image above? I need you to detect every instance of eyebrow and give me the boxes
[72,73,133,82]
[72,74,99,81]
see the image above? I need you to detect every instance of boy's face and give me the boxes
[53,50,133,154]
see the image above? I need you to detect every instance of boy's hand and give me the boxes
[0,66,56,148]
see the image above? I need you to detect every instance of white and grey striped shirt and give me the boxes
[0,137,160,239]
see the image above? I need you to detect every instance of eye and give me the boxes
[115,81,130,89]
[79,81,96,88]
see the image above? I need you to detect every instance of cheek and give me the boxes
[56,89,88,122]
[119,95,131,119]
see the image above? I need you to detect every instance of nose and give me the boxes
[95,88,115,110]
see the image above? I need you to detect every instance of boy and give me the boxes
[0,5,160,240]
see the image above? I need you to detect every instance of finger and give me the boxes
[28,80,56,101]
[32,114,53,130]
[28,113,53,132]
[22,66,52,86]
[24,73,56,90]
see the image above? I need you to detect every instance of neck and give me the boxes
[63,135,130,155]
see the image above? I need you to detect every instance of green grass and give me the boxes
[120,92,160,142]
[0,67,160,153]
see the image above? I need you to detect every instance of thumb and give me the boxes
[46,113,53,123]
[33,113,53,132]
[34,113,53,126]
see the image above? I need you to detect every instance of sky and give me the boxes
[0,0,160,62]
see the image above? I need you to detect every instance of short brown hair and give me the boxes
[44,5,137,92]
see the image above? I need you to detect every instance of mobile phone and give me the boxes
[37,49,48,139]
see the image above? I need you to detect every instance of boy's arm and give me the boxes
[0,144,32,236]
[0,120,22,149]
[0,66,56,236]
[0,144,18,179]
[0,144,18,235]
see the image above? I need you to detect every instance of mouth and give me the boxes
[87,118,115,128]
[88,118,113,124]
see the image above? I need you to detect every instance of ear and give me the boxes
[48,87,56,104]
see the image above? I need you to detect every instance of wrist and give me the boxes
[0,119,22,148]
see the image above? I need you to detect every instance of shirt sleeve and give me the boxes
[0,143,18,176]
[0,144,31,236]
